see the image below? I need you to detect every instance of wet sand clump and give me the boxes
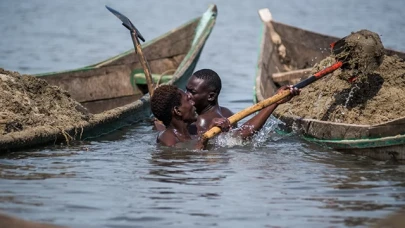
[333,29,385,81]
[276,30,405,125]
[0,68,91,135]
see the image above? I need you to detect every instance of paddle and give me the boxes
[105,5,155,96]
[200,61,343,141]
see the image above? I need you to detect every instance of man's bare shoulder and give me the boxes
[220,106,234,117]
[157,130,177,146]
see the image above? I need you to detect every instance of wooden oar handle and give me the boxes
[201,90,291,140]
[201,61,343,142]
[294,61,342,89]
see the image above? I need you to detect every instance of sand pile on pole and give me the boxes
[0,68,91,135]
[332,29,385,80]
[275,30,405,125]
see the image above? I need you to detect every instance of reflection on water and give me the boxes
[0,149,82,180]
[0,124,405,227]
[147,149,230,185]
[1,0,405,227]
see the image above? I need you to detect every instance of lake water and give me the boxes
[1,0,405,227]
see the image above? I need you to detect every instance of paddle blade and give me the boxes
[330,38,347,56]
[105,5,145,42]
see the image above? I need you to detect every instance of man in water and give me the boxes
[154,68,235,134]
[185,69,236,135]
[151,84,299,149]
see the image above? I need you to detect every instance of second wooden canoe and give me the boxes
[254,8,405,162]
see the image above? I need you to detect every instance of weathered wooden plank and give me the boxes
[272,68,311,84]
[40,65,136,103]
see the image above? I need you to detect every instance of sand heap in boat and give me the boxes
[0,68,91,135]
[275,29,405,125]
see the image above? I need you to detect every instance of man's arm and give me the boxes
[233,86,300,139]
[220,107,238,128]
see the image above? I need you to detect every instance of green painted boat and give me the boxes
[0,4,217,152]
[255,8,405,162]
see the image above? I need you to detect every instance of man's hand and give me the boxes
[195,117,231,150]
[276,85,301,104]
[195,136,208,150]
[209,117,231,132]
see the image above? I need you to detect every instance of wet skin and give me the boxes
[185,75,234,134]
[157,89,198,147]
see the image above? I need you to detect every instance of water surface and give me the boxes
[1,0,405,227]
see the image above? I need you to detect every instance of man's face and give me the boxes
[185,75,211,114]
[178,90,198,123]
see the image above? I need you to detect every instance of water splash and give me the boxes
[214,131,245,148]
[251,117,280,147]
[213,116,283,148]
[344,83,360,108]
[314,92,323,115]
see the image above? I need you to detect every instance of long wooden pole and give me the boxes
[201,61,343,141]
[130,31,154,97]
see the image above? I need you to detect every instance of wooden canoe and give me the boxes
[254,8,405,162]
[0,4,217,152]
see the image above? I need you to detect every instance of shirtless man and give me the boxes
[185,69,235,135]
